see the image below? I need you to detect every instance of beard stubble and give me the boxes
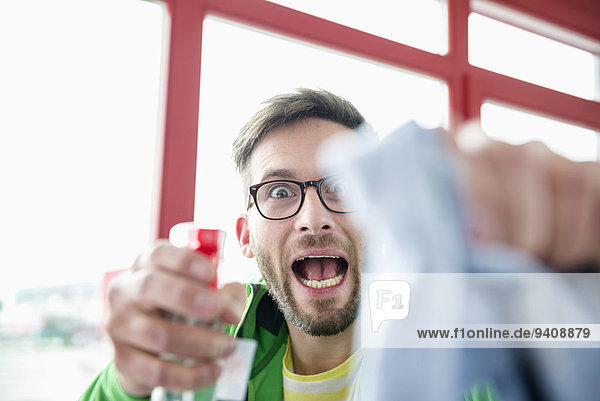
[252,232,361,337]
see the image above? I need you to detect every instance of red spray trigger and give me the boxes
[170,223,226,289]
[188,228,220,256]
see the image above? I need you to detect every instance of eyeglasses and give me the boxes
[248,176,354,220]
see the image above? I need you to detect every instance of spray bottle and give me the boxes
[151,222,226,401]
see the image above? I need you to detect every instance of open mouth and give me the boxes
[292,255,349,289]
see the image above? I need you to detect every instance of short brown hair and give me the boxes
[232,88,365,181]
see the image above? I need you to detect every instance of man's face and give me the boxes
[238,118,363,336]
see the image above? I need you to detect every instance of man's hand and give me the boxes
[455,127,600,269]
[105,240,247,396]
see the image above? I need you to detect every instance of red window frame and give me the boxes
[152,0,600,239]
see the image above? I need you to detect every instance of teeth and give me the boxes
[299,271,345,289]
[296,255,340,262]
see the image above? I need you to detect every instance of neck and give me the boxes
[286,321,356,375]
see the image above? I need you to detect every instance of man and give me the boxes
[80,89,600,401]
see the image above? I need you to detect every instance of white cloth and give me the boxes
[322,122,600,401]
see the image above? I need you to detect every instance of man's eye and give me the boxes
[268,184,295,199]
[327,179,349,195]
[332,182,347,193]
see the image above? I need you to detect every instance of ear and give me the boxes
[236,214,254,258]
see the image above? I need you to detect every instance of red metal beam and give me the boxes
[469,67,600,132]
[447,0,474,129]
[153,0,206,239]
[495,0,600,42]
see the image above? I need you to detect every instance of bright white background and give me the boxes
[0,0,163,297]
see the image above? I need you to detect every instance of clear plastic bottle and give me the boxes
[151,222,226,401]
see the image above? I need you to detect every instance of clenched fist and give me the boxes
[105,240,247,396]
[456,126,600,269]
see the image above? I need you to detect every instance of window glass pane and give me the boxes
[0,0,164,399]
[266,0,447,54]
[469,13,597,100]
[195,17,448,283]
[481,102,599,162]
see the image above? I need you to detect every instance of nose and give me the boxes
[293,187,335,234]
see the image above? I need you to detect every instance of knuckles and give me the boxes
[187,364,219,389]
[106,271,129,306]
[146,240,207,278]
[112,345,140,384]
[146,359,170,388]
[135,269,156,301]
[142,320,171,354]
[103,311,119,338]
[146,241,171,267]
[204,332,227,358]
[555,161,589,194]
[112,347,129,375]
[174,285,196,313]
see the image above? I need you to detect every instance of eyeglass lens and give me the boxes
[255,177,351,219]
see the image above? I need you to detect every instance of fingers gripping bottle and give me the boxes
[151,222,226,401]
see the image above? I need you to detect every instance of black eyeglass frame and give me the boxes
[247,176,352,220]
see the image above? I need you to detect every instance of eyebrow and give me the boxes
[260,168,298,182]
